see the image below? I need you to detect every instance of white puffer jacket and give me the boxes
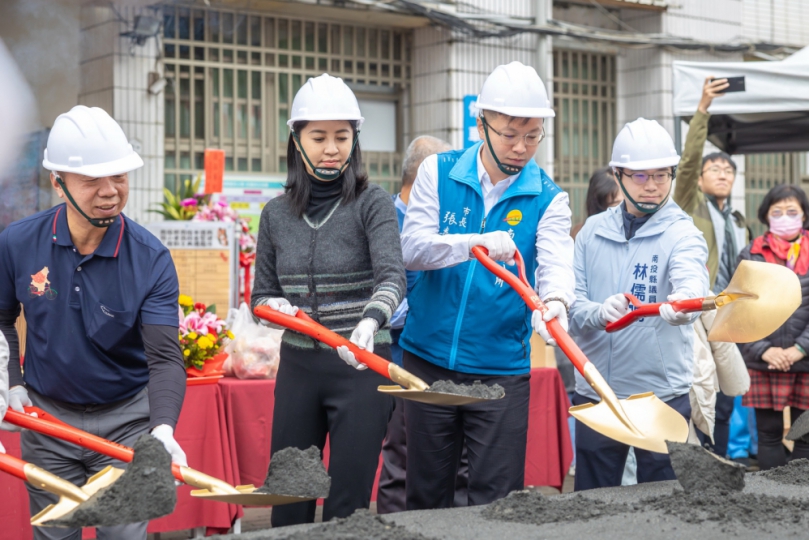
[689,310,750,443]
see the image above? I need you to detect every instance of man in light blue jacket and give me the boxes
[570,118,709,490]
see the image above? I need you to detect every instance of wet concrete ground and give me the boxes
[210,474,809,540]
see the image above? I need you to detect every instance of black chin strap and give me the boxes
[55,175,117,228]
[481,116,524,176]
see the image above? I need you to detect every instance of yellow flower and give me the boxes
[178,294,193,306]
[183,349,190,357]
[187,332,197,340]
[197,336,212,349]
[226,331,234,340]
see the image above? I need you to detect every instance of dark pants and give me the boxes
[22,388,150,540]
[697,390,734,457]
[573,392,691,491]
[270,342,394,527]
[403,351,530,510]
[755,407,809,470]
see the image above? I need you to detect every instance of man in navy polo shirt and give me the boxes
[0,106,187,540]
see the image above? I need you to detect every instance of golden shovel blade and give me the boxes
[31,466,125,526]
[190,484,316,506]
[570,392,689,454]
[709,260,802,343]
[377,385,503,406]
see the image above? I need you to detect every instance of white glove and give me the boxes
[255,297,299,328]
[469,231,517,266]
[151,424,188,467]
[599,293,631,326]
[660,292,695,326]
[336,318,379,370]
[532,301,568,346]
[0,386,33,432]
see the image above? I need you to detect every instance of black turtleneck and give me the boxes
[621,201,653,241]
[306,174,344,223]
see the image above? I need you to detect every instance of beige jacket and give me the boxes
[689,310,750,443]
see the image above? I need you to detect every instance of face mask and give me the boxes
[769,214,804,239]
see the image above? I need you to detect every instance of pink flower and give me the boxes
[181,198,198,207]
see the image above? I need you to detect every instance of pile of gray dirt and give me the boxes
[255,446,331,499]
[426,380,505,399]
[757,459,809,486]
[643,489,809,528]
[667,441,745,493]
[482,489,633,526]
[280,509,435,540]
[45,434,176,527]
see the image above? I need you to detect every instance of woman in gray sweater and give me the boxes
[251,74,405,526]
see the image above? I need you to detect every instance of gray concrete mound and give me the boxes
[667,441,745,493]
[45,434,176,528]
[786,409,809,442]
[255,446,331,499]
[482,489,632,525]
[426,380,505,399]
[757,459,809,486]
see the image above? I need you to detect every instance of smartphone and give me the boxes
[711,76,745,93]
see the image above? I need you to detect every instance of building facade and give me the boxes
[2,0,808,229]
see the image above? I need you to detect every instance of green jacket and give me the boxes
[673,111,747,290]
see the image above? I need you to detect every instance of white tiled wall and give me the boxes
[742,0,809,46]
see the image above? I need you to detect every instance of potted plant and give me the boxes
[178,294,233,377]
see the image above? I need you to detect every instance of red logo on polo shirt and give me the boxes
[29,266,57,300]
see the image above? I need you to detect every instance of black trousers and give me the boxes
[697,390,734,457]
[403,351,530,510]
[270,342,394,527]
[573,392,691,491]
[755,407,809,470]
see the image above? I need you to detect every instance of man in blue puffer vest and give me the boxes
[570,118,709,490]
[398,62,576,509]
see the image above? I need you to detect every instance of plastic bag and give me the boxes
[224,303,283,379]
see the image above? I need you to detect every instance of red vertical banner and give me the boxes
[204,149,225,194]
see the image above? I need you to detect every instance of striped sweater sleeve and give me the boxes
[359,186,406,328]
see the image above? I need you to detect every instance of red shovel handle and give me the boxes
[0,452,30,481]
[604,293,706,333]
[253,306,393,380]
[471,246,591,376]
[5,408,184,481]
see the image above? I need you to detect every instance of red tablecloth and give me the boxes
[0,368,571,540]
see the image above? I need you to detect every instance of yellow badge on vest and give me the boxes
[504,209,522,226]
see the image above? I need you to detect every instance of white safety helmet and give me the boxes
[287,74,364,130]
[609,118,680,171]
[42,105,143,177]
[475,61,555,118]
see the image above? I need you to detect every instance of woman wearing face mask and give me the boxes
[738,184,809,470]
[251,74,405,525]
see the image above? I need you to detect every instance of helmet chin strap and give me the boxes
[293,131,359,181]
[616,168,675,215]
[481,117,523,176]
[55,175,117,228]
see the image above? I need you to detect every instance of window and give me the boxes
[162,6,411,194]
[552,50,617,226]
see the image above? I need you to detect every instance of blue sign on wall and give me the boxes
[463,95,481,149]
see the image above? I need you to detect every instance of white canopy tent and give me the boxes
[672,47,809,154]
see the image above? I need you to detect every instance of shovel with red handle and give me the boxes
[253,306,503,406]
[3,408,313,506]
[604,260,801,343]
[471,245,688,454]
[0,450,124,526]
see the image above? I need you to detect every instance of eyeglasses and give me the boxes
[770,209,803,218]
[482,117,545,147]
[702,166,735,177]
[619,169,672,185]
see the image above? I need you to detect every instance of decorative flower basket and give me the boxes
[185,352,228,378]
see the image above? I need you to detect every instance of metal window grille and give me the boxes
[552,50,617,226]
[745,152,806,238]
[162,6,412,194]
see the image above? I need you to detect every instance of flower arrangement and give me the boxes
[178,295,233,371]
[192,198,256,254]
[151,175,211,221]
